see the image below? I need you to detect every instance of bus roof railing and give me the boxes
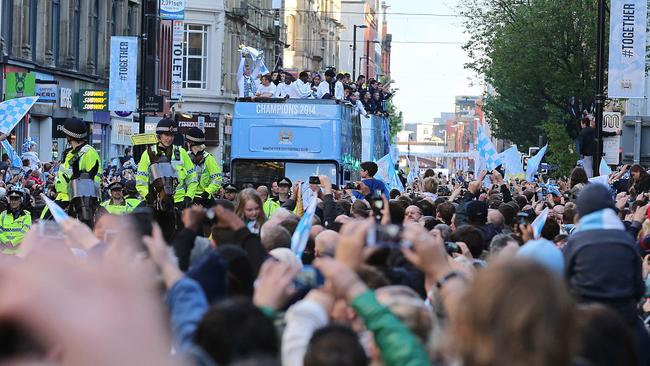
[236,97,353,106]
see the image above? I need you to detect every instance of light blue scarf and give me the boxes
[574,208,624,233]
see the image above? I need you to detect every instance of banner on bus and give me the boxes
[608,0,647,98]
[109,37,138,112]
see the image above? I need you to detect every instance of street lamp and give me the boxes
[352,24,367,81]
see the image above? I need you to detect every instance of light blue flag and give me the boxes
[525,145,548,181]
[599,158,612,176]
[291,198,317,261]
[531,207,549,240]
[41,194,70,223]
[0,96,39,134]
[375,154,393,186]
[1,140,22,168]
[476,124,502,170]
[500,146,525,180]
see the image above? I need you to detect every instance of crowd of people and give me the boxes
[0,127,650,366]
[238,56,394,118]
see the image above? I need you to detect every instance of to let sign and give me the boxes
[170,20,184,100]
[78,89,108,111]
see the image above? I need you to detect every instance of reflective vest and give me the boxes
[191,151,223,198]
[136,144,198,203]
[263,198,281,218]
[125,197,142,212]
[101,199,138,215]
[0,210,32,255]
[54,144,101,202]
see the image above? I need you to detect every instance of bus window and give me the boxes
[232,160,284,187]
[284,162,337,184]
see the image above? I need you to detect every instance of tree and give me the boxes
[385,99,403,142]
[542,112,579,177]
[460,0,602,148]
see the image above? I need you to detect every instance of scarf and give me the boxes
[574,208,624,233]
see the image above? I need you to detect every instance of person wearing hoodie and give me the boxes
[465,200,501,250]
[564,183,650,366]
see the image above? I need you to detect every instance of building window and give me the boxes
[74,0,81,69]
[92,0,99,67]
[183,24,208,89]
[110,1,117,36]
[127,3,135,36]
[3,0,14,56]
[29,0,38,61]
[51,0,60,65]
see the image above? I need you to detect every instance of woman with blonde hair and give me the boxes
[235,188,267,234]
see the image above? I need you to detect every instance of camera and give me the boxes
[369,190,384,221]
[309,176,320,185]
[345,182,358,190]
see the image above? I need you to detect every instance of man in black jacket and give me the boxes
[577,117,620,178]
[564,184,650,365]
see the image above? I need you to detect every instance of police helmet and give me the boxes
[185,128,206,144]
[108,181,124,191]
[156,118,178,135]
[224,184,238,192]
[62,117,88,140]
[276,177,292,187]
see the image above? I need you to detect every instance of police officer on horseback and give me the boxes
[184,127,222,208]
[51,117,101,226]
[136,118,197,238]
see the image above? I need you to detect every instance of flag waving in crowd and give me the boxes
[476,124,502,171]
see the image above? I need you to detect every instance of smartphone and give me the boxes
[293,265,325,290]
[309,176,320,185]
[517,212,530,226]
[445,241,462,255]
[37,221,64,238]
[366,224,411,249]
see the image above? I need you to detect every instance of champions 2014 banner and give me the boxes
[109,37,138,112]
[608,0,648,99]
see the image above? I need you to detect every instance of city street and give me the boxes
[0,1,648,365]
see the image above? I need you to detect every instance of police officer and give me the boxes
[273,177,296,211]
[136,118,198,209]
[51,117,101,222]
[100,182,136,215]
[222,184,238,202]
[0,187,32,255]
[185,128,222,207]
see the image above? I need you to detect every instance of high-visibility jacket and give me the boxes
[0,210,32,255]
[54,144,101,202]
[101,199,138,215]
[263,198,281,218]
[125,197,142,212]
[136,144,197,204]
[191,151,223,198]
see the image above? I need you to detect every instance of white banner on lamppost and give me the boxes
[109,36,138,112]
[171,20,184,101]
[608,0,647,98]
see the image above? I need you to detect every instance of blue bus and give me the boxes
[231,99,389,186]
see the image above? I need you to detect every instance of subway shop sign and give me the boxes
[78,89,108,111]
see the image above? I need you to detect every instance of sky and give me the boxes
[385,0,483,124]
